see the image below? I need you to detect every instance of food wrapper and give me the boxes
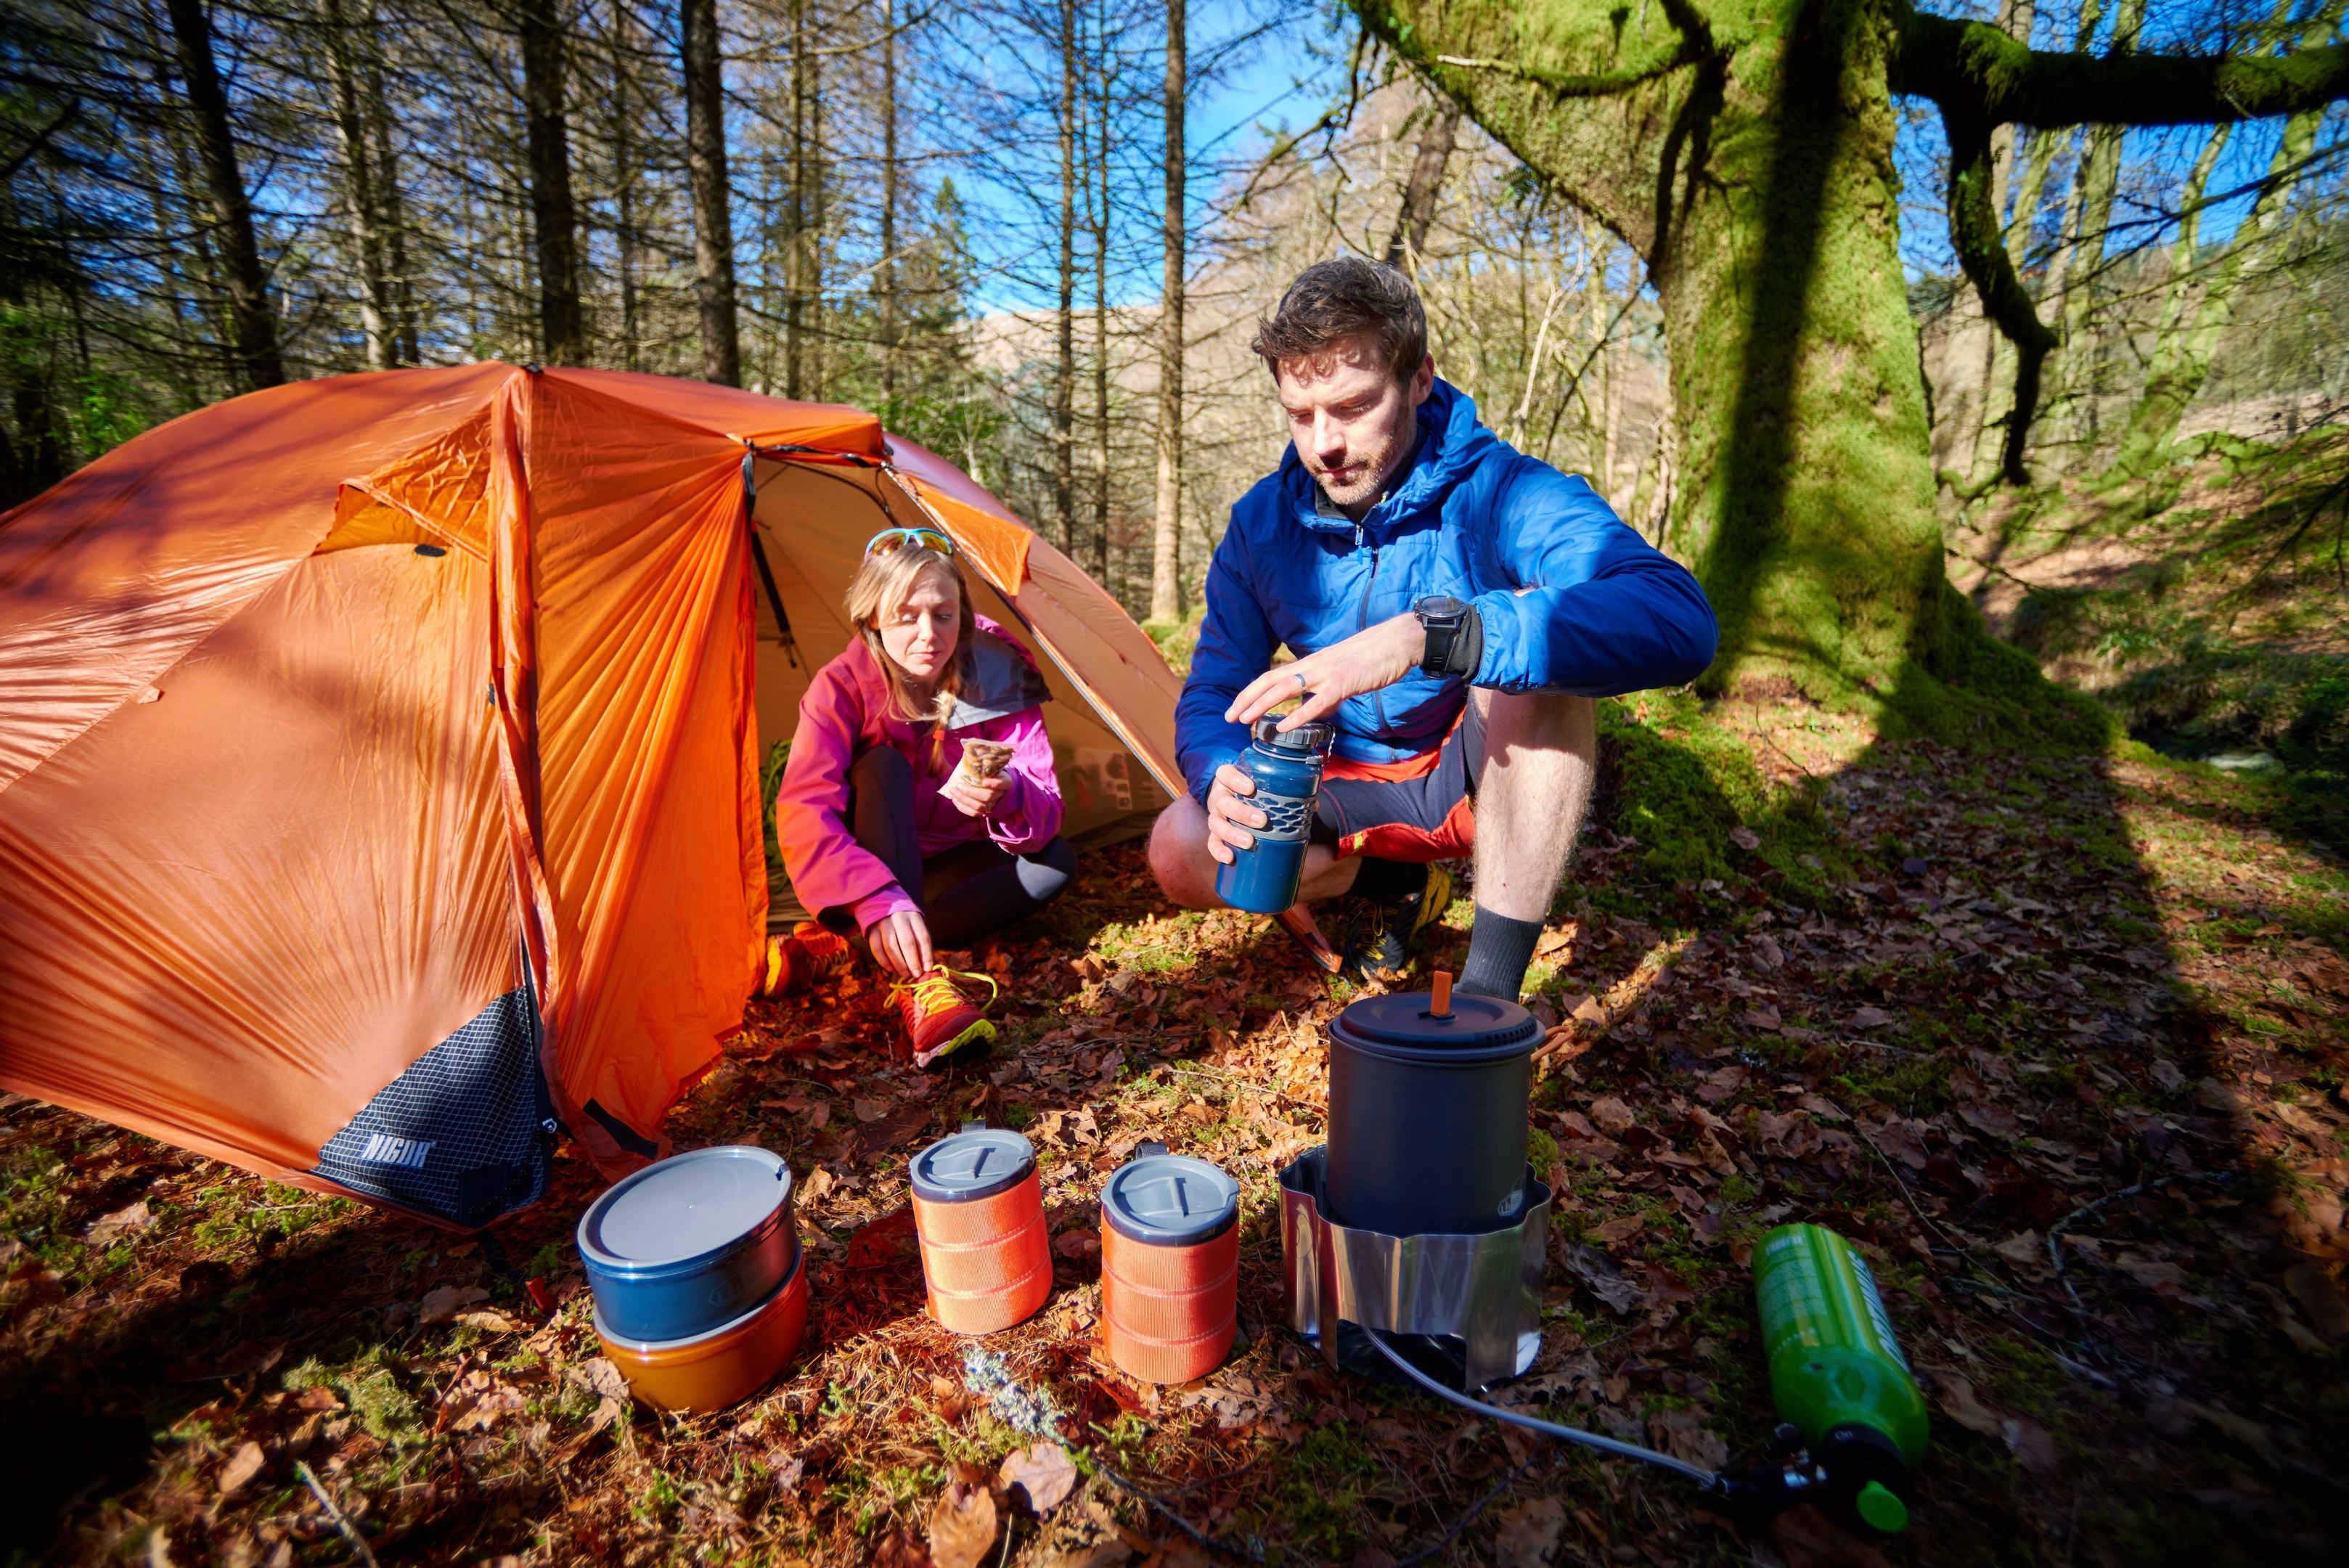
[949,738,1016,789]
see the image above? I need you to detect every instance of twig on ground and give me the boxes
[1392,1453,1545,1567]
[1094,1460,1268,1563]
[295,1461,380,1568]
[2046,1169,2239,1313]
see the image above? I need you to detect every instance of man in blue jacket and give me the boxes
[1148,258,1716,1000]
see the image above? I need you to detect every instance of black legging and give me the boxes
[820,746,1078,949]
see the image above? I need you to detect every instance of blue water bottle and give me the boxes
[1214,717,1336,914]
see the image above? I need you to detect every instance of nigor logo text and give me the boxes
[358,1133,435,1169]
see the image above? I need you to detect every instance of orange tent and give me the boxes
[0,365,1180,1228]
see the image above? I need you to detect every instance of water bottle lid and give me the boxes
[1856,1481,1909,1532]
[1251,716,1333,756]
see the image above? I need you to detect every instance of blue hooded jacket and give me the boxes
[1176,379,1717,803]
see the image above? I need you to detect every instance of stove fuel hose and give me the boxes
[1363,1331,1847,1526]
[1363,1330,1721,1486]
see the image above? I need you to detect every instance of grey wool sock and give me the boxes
[1456,905,1544,1000]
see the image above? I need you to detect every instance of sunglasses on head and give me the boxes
[864,526,955,559]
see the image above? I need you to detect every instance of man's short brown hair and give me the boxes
[1250,257,1427,383]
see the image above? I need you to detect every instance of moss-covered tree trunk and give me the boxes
[1355,0,2349,734]
[1357,0,2016,728]
[1651,4,1954,714]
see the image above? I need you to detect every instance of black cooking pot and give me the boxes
[1324,987,1540,1237]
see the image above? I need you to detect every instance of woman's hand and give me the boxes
[940,769,1011,819]
[867,909,934,978]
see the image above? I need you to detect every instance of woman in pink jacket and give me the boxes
[767,528,1075,1064]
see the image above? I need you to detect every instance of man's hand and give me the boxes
[867,909,934,978]
[939,769,1010,819]
[1203,762,1265,866]
[1225,612,1425,732]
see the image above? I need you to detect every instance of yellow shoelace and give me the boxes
[890,965,1000,1016]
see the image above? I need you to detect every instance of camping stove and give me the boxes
[1278,1146,1550,1392]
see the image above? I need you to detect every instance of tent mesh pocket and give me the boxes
[310,986,554,1229]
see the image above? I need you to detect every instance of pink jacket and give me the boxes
[776,617,1063,933]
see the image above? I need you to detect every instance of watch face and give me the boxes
[1417,595,1466,618]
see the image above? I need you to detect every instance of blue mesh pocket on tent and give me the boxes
[311,986,555,1229]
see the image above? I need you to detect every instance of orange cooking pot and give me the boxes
[910,1123,1051,1334]
[593,1249,808,1413]
[1100,1143,1241,1384]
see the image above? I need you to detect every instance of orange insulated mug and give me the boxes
[1100,1143,1240,1384]
[910,1122,1052,1334]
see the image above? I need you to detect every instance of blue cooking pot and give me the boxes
[578,1145,798,1342]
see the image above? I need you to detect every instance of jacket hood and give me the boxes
[1278,377,1495,536]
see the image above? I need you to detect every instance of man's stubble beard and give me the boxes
[1307,409,1415,514]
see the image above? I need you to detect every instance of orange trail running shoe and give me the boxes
[759,921,856,997]
[892,965,999,1068]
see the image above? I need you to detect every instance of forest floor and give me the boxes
[4,695,2348,1568]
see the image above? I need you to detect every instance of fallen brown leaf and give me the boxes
[84,1201,153,1246]
[1932,1373,2004,1439]
[2002,1416,2063,1477]
[1000,1441,1079,1515]
[418,1284,490,1326]
[567,1357,631,1404]
[1492,1497,1567,1567]
[928,1479,997,1568]
[216,1441,266,1499]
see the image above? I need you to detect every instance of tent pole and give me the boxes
[741,448,801,668]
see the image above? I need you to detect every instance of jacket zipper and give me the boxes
[1356,523,1393,732]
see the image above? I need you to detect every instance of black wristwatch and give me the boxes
[1415,595,1471,678]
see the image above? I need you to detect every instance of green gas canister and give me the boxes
[1752,1224,1930,1532]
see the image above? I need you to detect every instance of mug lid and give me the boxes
[1102,1145,1239,1246]
[1251,715,1333,755]
[580,1145,791,1268]
[910,1124,1036,1204]
[1335,990,1540,1051]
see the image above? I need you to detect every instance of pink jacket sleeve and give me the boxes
[775,661,918,931]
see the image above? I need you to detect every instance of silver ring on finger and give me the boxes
[1292,669,1308,693]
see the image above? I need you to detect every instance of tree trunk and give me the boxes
[2051,0,2144,449]
[362,43,416,366]
[1054,0,1078,553]
[518,0,582,364]
[2113,107,2316,470]
[682,0,740,385]
[807,53,827,397]
[1092,0,1112,584]
[162,0,284,391]
[1962,0,2034,480]
[879,0,900,404]
[608,0,643,372]
[1383,102,1460,271]
[785,0,808,397]
[322,0,390,372]
[1148,0,1185,624]
[1360,0,1992,725]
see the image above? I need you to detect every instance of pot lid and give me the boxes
[1335,989,1539,1051]
[1102,1146,1239,1246]
[581,1145,791,1268]
[910,1124,1036,1204]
